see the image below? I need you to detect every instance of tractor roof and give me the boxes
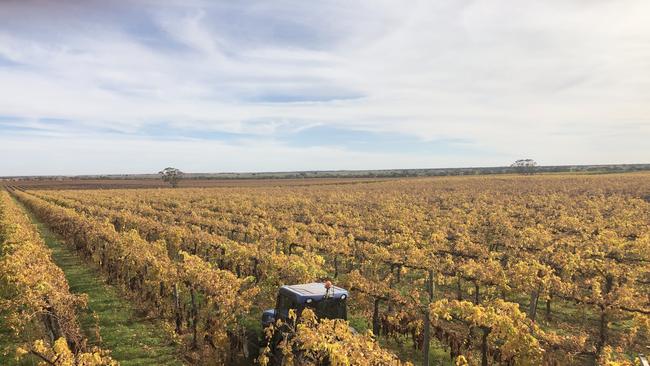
[279,282,348,303]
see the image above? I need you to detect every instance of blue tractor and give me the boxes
[260,282,350,363]
[262,282,349,329]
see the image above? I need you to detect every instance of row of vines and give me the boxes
[10,174,650,365]
[0,190,116,365]
[11,188,406,366]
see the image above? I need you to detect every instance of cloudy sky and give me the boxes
[1,0,649,175]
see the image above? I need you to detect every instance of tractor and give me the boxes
[261,281,349,363]
[262,281,349,328]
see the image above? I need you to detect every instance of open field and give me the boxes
[2,173,649,365]
[1,177,393,190]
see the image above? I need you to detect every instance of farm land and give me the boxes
[1,173,649,365]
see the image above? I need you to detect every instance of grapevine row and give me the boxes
[0,190,116,365]
[22,175,650,365]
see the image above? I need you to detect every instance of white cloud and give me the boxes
[0,0,649,175]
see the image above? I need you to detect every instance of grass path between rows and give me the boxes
[14,197,185,366]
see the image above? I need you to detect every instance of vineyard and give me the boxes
[0,190,117,365]
[1,173,649,365]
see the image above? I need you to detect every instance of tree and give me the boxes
[159,167,183,188]
[511,159,538,175]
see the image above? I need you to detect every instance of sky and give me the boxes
[1,0,649,175]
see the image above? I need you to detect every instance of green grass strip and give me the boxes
[15,198,184,366]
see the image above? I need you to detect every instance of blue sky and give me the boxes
[1,0,649,175]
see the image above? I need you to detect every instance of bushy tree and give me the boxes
[511,159,538,175]
[159,167,183,188]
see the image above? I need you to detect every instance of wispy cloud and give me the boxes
[0,0,649,175]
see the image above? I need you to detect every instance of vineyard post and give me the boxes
[373,298,381,336]
[334,254,339,278]
[190,286,198,349]
[596,274,614,357]
[173,283,182,333]
[423,269,435,366]
[480,327,491,366]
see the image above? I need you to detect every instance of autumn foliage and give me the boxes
[0,191,116,365]
[7,173,650,365]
